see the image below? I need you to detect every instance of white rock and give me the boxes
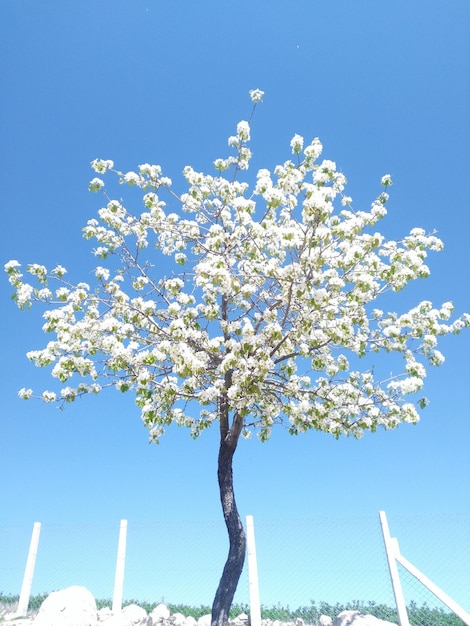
[368,617,396,626]
[98,607,114,621]
[150,604,171,623]
[171,613,187,626]
[319,616,333,626]
[334,611,363,626]
[122,604,148,625]
[33,586,97,626]
[333,611,397,626]
[3,615,34,626]
[233,614,249,625]
[184,616,197,626]
[197,614,212,626]
[100,613,132,626]
[2,613,18,622]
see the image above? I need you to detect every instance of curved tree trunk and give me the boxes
[211,412,246,626]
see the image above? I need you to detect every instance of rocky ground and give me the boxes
[0,587,398,626]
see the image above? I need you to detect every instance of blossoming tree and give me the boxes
[5,90,469,626]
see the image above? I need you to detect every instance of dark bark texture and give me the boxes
[211,428,246,626]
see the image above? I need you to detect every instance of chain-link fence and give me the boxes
[1,514,468,623]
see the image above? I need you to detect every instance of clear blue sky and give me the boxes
[1,0,469,612]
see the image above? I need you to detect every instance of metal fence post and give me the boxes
[246,515,261,626]
[16,521,41,617]
[379,511,410,626]
[112,519,128,613]
[394,539,470,625]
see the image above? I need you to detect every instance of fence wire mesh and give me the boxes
[1,514,468,624]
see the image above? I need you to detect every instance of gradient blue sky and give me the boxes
[1,0,469,610]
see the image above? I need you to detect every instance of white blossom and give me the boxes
[95,266,110,281]
[5,260,21,270]
[290,134,304,155]
[91,158,114,173]
[42,391,57,402]
[51,265,67,277]
[17,283,33,307]
[123,171,142,186]
[236,121,250,142]
[89,177,105,192]
[249,89,264,103]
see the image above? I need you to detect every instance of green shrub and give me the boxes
[0,593,464,626]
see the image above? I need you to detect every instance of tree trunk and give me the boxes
[211,419,246,626]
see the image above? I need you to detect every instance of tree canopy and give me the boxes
[6,90,468,445]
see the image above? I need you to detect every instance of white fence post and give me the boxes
[379,512,410,626]
[379,511,470,626]
[246,515,261,626]
[16,521,41,617]
[395,542,470,625]
[112,519,128,613]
